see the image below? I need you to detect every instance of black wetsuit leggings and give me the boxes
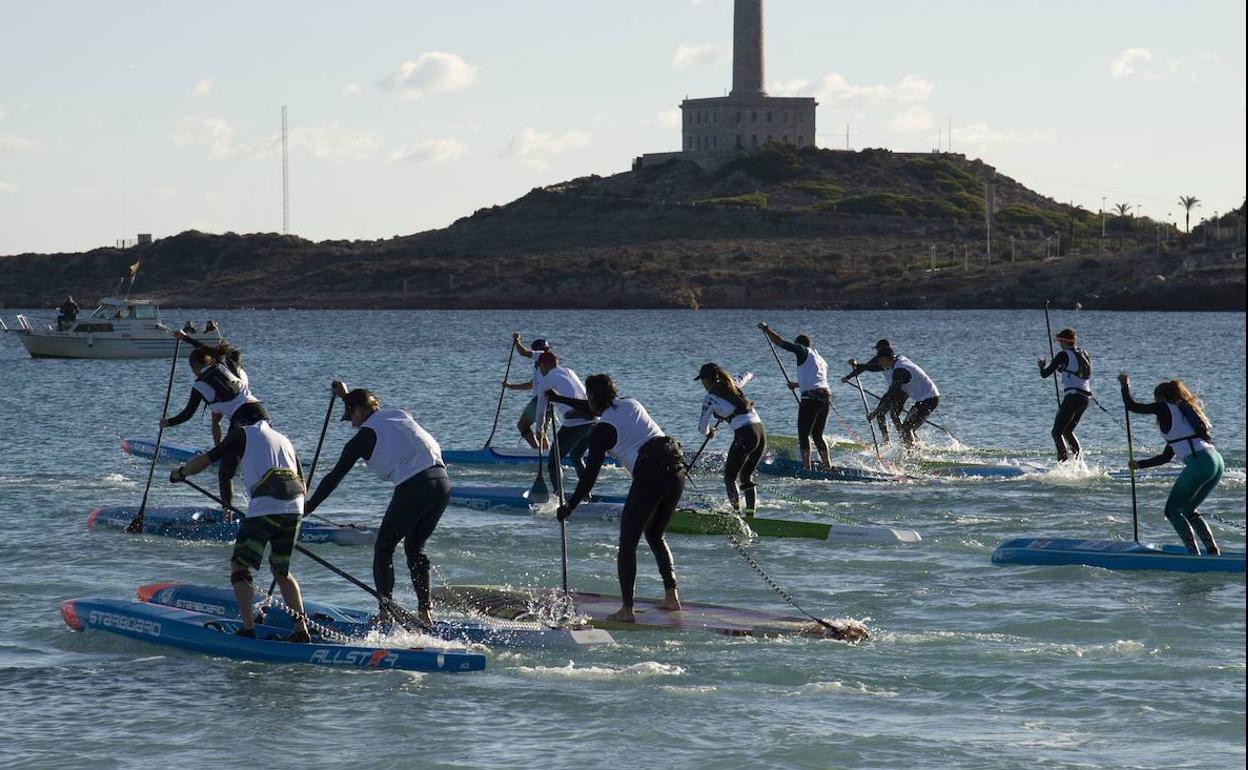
[797,391,831,457]
[374,467,451,611]
[618,439,686,607]
[1051,392,1089,461]
[549,422,595,500]
[724,423,767,512]
[901,397,939,447]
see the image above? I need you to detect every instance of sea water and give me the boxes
[0,308,1243,770]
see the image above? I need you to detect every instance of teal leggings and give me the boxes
[1163,448,1224,549]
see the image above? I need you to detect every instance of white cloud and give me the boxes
[1197,51,1222,63]
[769,79,811,97]
[0,133,42,152]
[389,138,468,164]
[673,42,728,71]
[954,122,1057,146]
[1110,48,1152,78]
[153,186,179,201]
[172,114,381,161]
[378,52,477,99]
[505,127,591,170]
[341,83,362,98]
[815,73,933,105]
[643,108,681,129]
[190,78,213,99]
[889,105,934,132]
[0,181,18,194]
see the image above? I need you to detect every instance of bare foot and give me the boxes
[658,590,682,611]
[605,607,636,623]
[417,609,433,629]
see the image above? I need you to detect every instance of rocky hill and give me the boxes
[2,145,1243,310]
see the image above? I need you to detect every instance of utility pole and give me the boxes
[282,106,290,235]
[930,244,936,270]
[845,124,850,151]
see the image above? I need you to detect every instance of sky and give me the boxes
[1,0,1244,255]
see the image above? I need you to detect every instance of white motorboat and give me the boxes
[2,298,221,359]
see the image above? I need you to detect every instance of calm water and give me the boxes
[1,308,1243,770]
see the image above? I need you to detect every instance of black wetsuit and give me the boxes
[557,396,684,608]
[724,422,767,513]
[777,339,830,458]
[306,426,450,612]
[1039,350,1089,461]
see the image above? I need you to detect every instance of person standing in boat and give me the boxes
[503,335,555,450]
[169,411,312,642]
[304,382,450,628]
[57,296,79,330]
[758,322,832,470]
[1037,328,1092,462]
[843,339,904,443]
[532,351,598,498]
[850,342,940,450]
[695,363,766,516]
[550,375,684,622]
[1118,373,1222,556]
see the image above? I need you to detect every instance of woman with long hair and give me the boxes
[695,363,766,516]
[1119,373,1223,555]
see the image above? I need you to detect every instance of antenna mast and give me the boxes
[282,106,290,235]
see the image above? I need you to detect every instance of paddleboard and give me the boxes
[138,581,613,650]
[442,446,618,467]
[60,596,486,672]
[991,537,1246,573]
[433,585,868,642]
[87,505,376,546]
[449,485,920,544]
[121,437,201,465]
[756,457,902,483]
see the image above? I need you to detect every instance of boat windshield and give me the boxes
[89,304,114,319]
[133,305,157,320]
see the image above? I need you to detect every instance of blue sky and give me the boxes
[1,0,1243,254]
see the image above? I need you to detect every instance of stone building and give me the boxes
[638,0,817,168]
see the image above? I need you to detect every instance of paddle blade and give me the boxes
[526,473,550,504]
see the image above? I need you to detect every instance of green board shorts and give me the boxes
[520,395,538,424]
[231,514,301,575]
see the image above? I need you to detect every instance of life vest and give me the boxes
[796,347,829,393]
[890,356,939,402]
[1058,347,1092,395]
[361,408,444,486]
[599,398,665,474]
[1162,402,1213,461]
[240,421,304,518]
[193,363,258,420]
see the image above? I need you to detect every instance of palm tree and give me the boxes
[1178,196,1200,233]
[1113,202,1133,217]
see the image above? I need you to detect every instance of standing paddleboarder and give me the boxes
[532,351,598,498]
[503,335,555,450]
[695,363,767,516]
[843,339,904,443]
[169,411,312,642]
[550,375,685,622]
[1118,373,1223,555]
[1037,328,1092,462]
[846,341,939,450]
[758,322,832,470]
[304,382,450,627]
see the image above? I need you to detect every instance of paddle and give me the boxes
[684,420,720,476]
[760,325,801,406]
[127,336,183,533]
[1043,300,1061,408]
[484,337,516,448]
[853,376,883,465]
[547,404,570,602]
[524,389,550,503]
[1124,402,1140,543]
[175,477,429,633]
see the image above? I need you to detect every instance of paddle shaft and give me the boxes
[762,330,801,405]
[128,336,183,532]
[684,421,720,476]
[853,376,883,464]
[177,478,425,629]
[484,340,516,448]
[1043,301,1061,408]
[1124,405,1140,543]
[548,405,569,597]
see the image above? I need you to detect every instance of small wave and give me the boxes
[102,473,132,483]
[788,680,897,698]
[659,684,718,695]
[516,661,685,680]
[1017,639,1158,658]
